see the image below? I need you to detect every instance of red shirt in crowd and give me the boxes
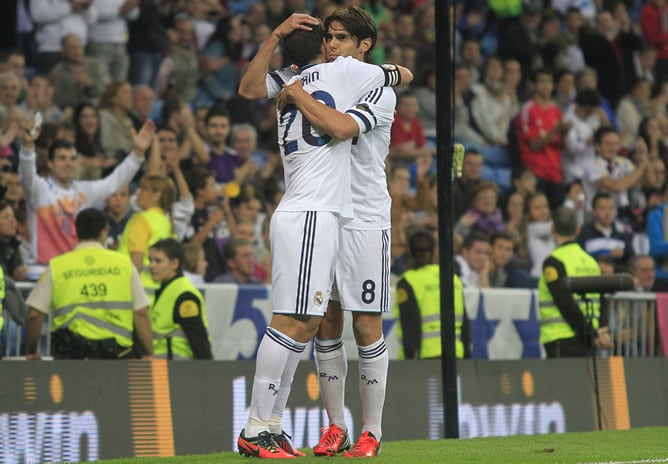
[390,112,426,151]
[516,99,563,184]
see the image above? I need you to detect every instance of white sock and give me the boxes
[245,328,303,437]
[357,337,388,440]
[269,340,305,434]
[314,337,347,429]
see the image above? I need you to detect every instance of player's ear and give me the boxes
[359,38,372,54]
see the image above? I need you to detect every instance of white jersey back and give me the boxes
[265,56,388,220]
[344,87,396,230]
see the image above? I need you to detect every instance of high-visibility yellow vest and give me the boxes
[118,208,173,295]
[151,276,208,360]
[538,242,601,345]
[394,265,464,359]
[50,246,135,347]
[489,0,522,18]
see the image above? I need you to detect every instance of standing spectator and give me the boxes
[616,78,654,149]
[581,126,649,214]
[73,102,106,179]
[0,200,26,281]
[562,88,605,185]
[454,64,487,149]
[414,65,436,143]
[639,0,668,86]
[48,34,110,109]
[148,238,212,359]
[88,0,140,81]
[638,115,668,166]
[458,37,482,84]
[395,228,469,359]
[647,182,668,284]
[24,208,153,360]
[23,75,63,123]
[553,69,576,113]
[525,192,555,281]
[455,232,490,288]
[117,173,176,296]
[389,91,434,165]
[577,192,634,271]
[215,237,261,284]
[201,105,241,184]
[18,118,155,278]
[576,66,620,131]
[453,149,483,220]
[516,68,570,209]
[30,0,99,73]
[185,166,232,282]
[497,1,542,92]
[99,81,138,166]
[104,185,133,250]
[538,207,612,358]
[631,46,658,93]
[156,14,199,102]
[127,0,169,87]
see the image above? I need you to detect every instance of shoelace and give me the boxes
[257,432,280,452]
[320,427,343,447]
[350,434,376,452]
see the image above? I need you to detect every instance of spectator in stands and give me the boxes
[503,58,522,114]
[562,88,606,185]
[117,173,176,296]
[18,118,155,279]
[126,0,169,87]
[215,237,261,284]
[73,102,106,179]
[389,91,434,165]
[0,51,30,104]
[630,46,658,93]
[458,37,481,84]
[454,64,487,150]
[581,126,649,215]
[453,149,483,220]
[148,238,212,359]
[488,231,515,288]
[517,68,571,210]
[159,100,208,167]
[557,7,586,74]
[394,228,469,359]
[31,0,99,73]
[471,56,515,149]
[230,123,265,186]
[185,166,233,282]
[577,192,634,271]
[628,254,668,292]
[647,182,668,284]
[616,78,654,149]
[538,207,612,358]
[502,191,525,250]
[454,180,505,242]
[48,34,110,109]
[25,207,153,360]
[414,65,436,144]
[455,231,490,288]
[156,14,199,102]
[639,0,668,86]
[638,116,668,166]
[553,69,576,112]
[88,0,139,81]
[0,72,25,130]
[104,185,133,250]
[182,242,207,287]
[525,192,555,281]
[23,75,63,123]
[98,81,138,167]
[199,105,241,184]
[576,66,619,131]
[232,217,267,283]
[0,200,25,281]
[508,166,537,202]
[132,85,156,124]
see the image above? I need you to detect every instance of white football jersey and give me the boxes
[344,87,396,230]
[265,56,391,221]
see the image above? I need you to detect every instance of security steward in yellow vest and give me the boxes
[394,229,469,359]
[148,238,212,359]
[539,207,613,358]
[25,208,154,360]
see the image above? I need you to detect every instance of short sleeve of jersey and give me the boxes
[342,57,388,94]
[126,214,152,253]
[345,87,396,135]
[266,67,298,99]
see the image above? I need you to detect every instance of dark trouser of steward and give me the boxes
[543,336,590,358]
[52,328,136,359]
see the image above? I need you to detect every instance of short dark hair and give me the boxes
[461,231,489,250]
[490,231,514,246]
[186,166,214,197]
[75,208,108,240]
[48,139,76,161]
[531,67,553,83]
[283,24,325,68]
[205,103,230,125]
[408,228,435,268]
[575,88,601,107]
[150,238,184,272]
[552,207,578,236]
[592,192,613,210]
[593,126,618,145]
[324,6,378,54]
[222,238,251,263]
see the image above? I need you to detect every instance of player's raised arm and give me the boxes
[239,13,320,100]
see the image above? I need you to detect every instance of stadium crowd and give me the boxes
[0,0,666,296]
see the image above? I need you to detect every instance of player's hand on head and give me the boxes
[274,13,320,40]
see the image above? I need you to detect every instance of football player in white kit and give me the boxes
[276,7,395,458]
[236,14,412,459]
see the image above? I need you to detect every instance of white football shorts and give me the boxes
[331,228,391,312]
[271,210,339,316]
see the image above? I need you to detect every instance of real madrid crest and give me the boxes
[313,291,324,306]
